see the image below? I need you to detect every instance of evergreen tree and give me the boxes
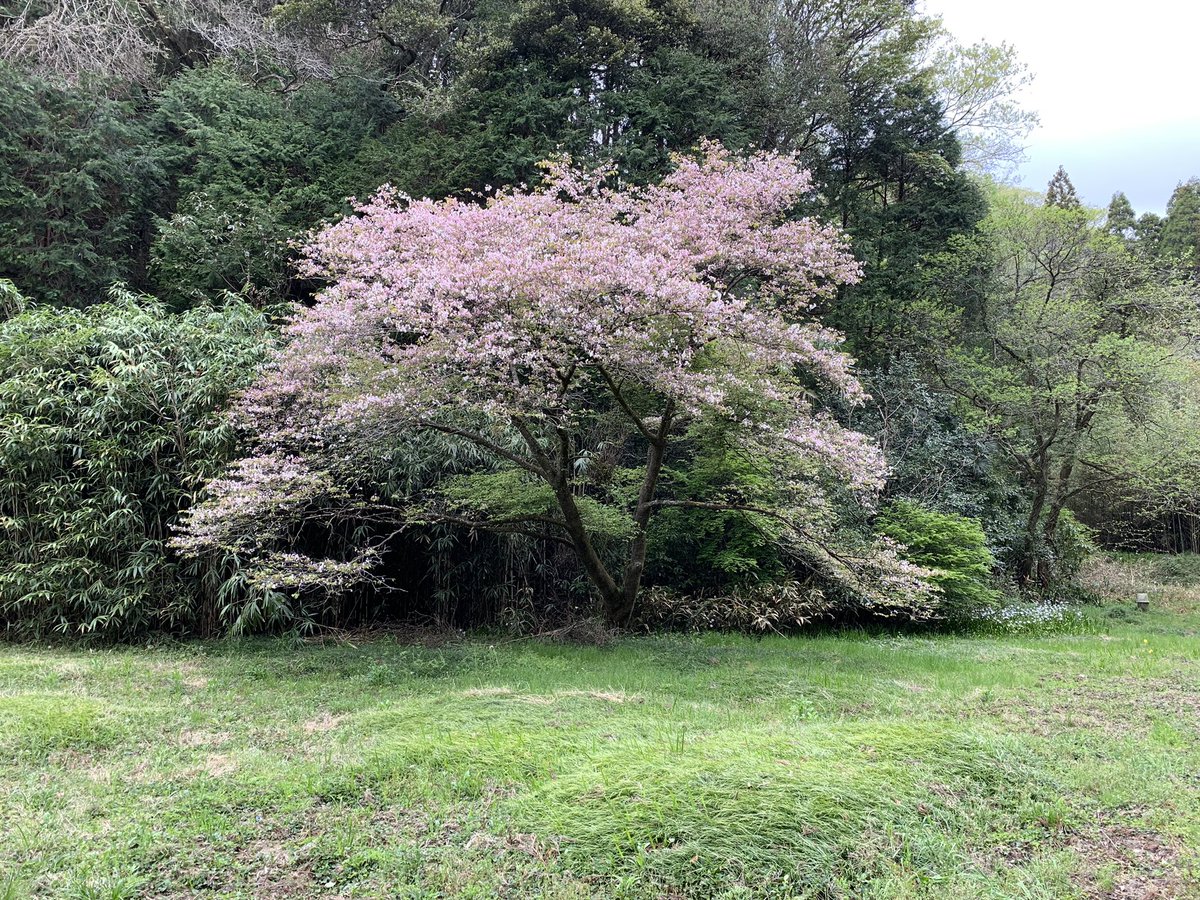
[1160,179,1200,272]
[1045,165,1081,209]
[0,66,166,305]
[825,79,987,363]
[348,0,747,196]
[149,66,402,306]
[1135,212,1164,255]
[1106,191,1136,238]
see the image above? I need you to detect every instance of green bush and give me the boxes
[0,286,272,637]
[846,361,1028,574]
[876,499,1001,620]
[644,437,787,592]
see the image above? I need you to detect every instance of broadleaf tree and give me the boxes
[176,144,934,625]
[934,187,1199,585]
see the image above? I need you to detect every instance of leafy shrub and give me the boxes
[0,288,271,637]
[636,535,945,633]
[876,499,1001,620]
[644,439,787,592]
[0,280,24,319]
[845,361,1027,572]
[1043,509,1096,584]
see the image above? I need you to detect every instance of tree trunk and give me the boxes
[537,399,674,628]
[1037,449,1079,586]
[549,478,623,618]
[612,404,674,626]
[1018,455,1049,587]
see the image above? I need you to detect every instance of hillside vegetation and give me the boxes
[1,0,1198,638]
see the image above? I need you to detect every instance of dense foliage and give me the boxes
[0,67,164,306]
[0,288,272,637]
[933,189,1198,582]
[875,500,1000,620]
[0,0,1196,637]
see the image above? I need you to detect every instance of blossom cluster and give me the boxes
[172,453,339,558]
[238,142,879,487]
[975,601,1087,634]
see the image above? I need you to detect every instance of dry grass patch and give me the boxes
[178,729,232,748]
[1070,816,1194,899]
[1081,554,1200,613]
[202,753,238,777]
[302,713,345,735]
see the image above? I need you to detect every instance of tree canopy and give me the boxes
[176,146,939,625]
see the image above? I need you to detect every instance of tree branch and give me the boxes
[510,415,556,479]
[415,419,545,478]
[418,510,574,547]
[596,365,657,442]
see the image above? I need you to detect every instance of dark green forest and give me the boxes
[1,0,1198,638]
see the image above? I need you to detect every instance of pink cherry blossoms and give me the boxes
[241,142,880,488]
[180,143,908,623]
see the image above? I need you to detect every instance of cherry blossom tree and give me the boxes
[177,143,920,625]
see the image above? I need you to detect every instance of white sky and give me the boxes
[922,0,1200,214]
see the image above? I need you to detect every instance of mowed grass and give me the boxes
[2,590,1199,897]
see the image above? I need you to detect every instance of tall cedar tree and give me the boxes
[1106,192,1136,238]
[1045,165,1082,209]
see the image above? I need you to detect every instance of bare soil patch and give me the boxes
[1070,816,1194,899]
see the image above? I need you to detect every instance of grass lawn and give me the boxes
[2,578,1198,897]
